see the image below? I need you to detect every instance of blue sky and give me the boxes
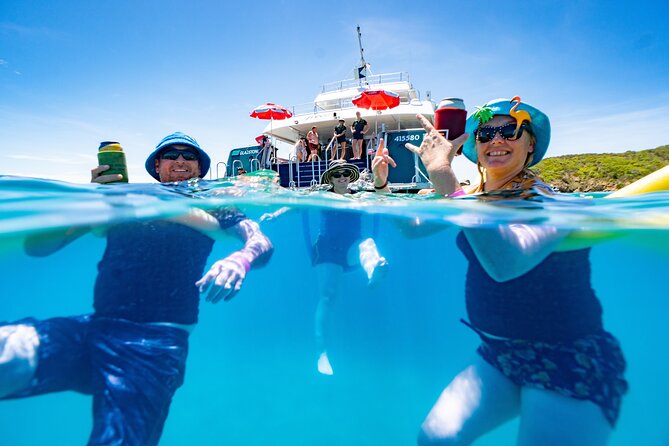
[2,0,668,183]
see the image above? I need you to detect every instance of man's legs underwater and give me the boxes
[88,318,189,446]
[0,324,40,398]
[1,316,92,400]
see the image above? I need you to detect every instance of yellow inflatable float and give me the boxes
[558,164,669,251]
[607,165,669,198]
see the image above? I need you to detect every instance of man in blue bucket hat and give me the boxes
[0,132,273,445]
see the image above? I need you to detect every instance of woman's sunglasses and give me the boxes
[160,149,199,161]
[475,122,531,144]
[331,170,352,178]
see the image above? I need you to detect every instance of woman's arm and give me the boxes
[463,224,569,282]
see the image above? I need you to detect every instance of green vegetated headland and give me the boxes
[534,145,669,192]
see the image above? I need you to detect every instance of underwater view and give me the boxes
[1,175,668,445]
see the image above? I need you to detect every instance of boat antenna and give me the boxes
[355,25,369,85]
[357,25,366,68]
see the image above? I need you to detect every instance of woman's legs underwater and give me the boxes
[417,356,520,446]
[517,387,611,446]
[315,263,343,375]
[418,355,613,446]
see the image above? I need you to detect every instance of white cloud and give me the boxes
[0,59,7,65]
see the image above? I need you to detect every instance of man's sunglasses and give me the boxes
[160,149,199,161]
[474,122,531,144]
[331,170,352,178]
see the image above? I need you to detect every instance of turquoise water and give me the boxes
[1,175,668,445]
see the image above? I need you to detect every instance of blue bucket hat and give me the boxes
[462,97,550,167]
[145,132,211,181]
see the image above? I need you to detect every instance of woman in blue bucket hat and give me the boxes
[374,97,627,445]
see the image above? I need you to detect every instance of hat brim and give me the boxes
[145,138,211,181]
[462,98,550,167]
[320,163,360,184]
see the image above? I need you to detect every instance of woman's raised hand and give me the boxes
[405,114,469,196]
[371,138,395,192]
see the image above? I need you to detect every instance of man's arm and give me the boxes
[26,161,121,256]
[196,218,273,303]
[24,226,90,257]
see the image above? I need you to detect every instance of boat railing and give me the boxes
[288,156,297,189]
[290,94,417,117]
[248,158,260,172]
[310,156,322,187]
[411,154,431,184]
[320,72,410,93]
[323,136,337,161]
[216,161,227,179]
[231,160,244,177]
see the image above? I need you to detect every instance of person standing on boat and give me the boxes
[295,137,308,162]
[307,126,320,161]
[351,111,369,159]
[373,98,627,445]
[0,132,273,446]
[333,119,348,161]
[258,135,274,168]
[312,160,388,375]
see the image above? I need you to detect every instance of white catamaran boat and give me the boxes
[225,27,438,190]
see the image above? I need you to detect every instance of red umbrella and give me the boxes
[352,90,400,152]
[352,89,400,111]
[250,103,293,120]
[250,103,292,169]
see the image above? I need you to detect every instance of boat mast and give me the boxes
[357,25,366,68]
[355,25,369,86]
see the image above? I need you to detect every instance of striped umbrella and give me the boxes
[250,103,293,120]
[250,103,292,169]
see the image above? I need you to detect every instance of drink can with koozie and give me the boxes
[97,141,128,183]
[434,98,467,140]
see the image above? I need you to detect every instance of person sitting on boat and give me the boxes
[0,132,274,446]
[333,119,348,161]
[374,98,627,445]
[312,160,388,376]
[295,137,308,162]
[351,111,369,159]
[306,126,320,161]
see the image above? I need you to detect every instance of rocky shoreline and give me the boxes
[533,145,669,192]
